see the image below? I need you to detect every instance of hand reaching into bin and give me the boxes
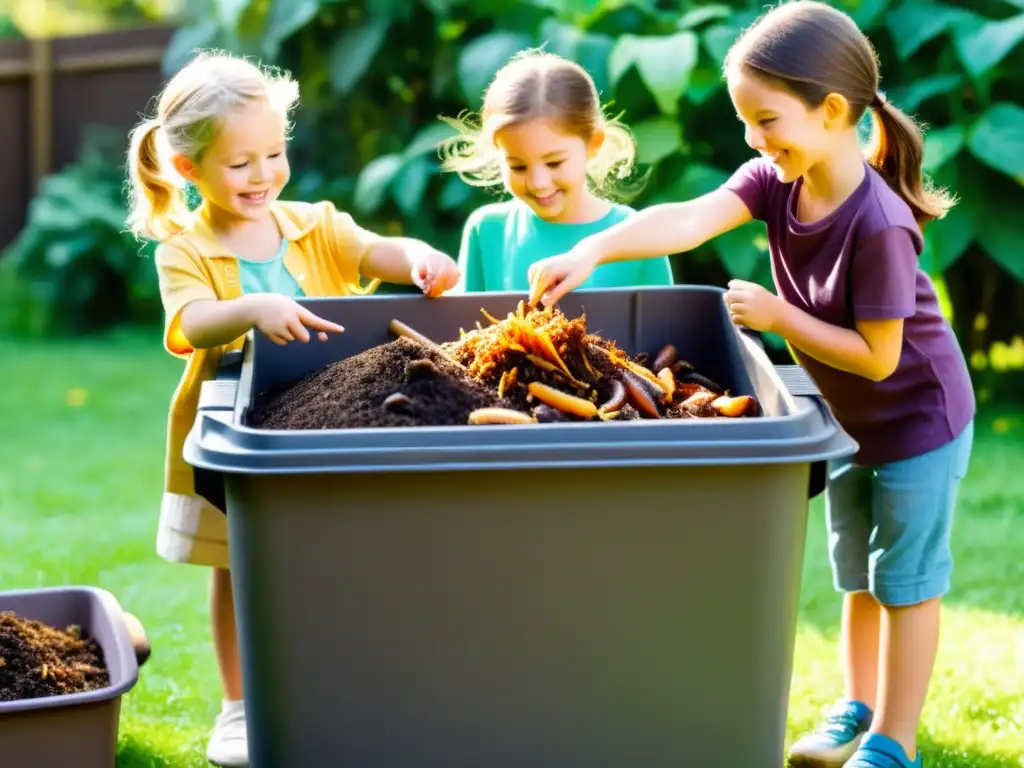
[527,245,602,308]
[359,238,461,299]
[410,246,462,299]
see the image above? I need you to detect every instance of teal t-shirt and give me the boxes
[238,239,304,297]
[456,199,674,293]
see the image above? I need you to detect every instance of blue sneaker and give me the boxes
[788,699,873,767]
[845,733,922,767]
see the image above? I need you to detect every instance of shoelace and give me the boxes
[821,705,864,739]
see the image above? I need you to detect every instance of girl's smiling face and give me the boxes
[728,68,834,183]
[174,98,291,223]
[494,117,602,223]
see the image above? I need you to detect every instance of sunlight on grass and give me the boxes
[0,331,218,765]
[789,605,1024,767]
[1,331,1021,767]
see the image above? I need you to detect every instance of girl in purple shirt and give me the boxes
[527,2,974,767]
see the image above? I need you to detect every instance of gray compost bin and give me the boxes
[184,285,856,768]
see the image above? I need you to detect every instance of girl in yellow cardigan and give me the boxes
[125,50,459,767]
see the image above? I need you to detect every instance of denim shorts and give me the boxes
[824,421,974,607]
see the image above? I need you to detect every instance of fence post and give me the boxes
[30,37,53,192]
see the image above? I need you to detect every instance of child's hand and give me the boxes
[527,246,602,307]
[724,280,785,332]
[410,247,460,298]
[250,294,345,345]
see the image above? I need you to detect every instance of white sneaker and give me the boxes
[788,698,872,767]
[206,700,249,767]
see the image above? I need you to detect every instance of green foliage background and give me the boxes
[3,0,1022,394]
[170,0,1024,357]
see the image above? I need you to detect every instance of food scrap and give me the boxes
[440,302,761,425]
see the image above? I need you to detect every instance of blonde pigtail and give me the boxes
[126,119,189,242]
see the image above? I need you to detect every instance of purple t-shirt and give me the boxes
[724,157,975,467]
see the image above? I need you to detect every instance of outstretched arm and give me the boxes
[529,188,752,306]
[587,188,752,264]
[360,237,461,298]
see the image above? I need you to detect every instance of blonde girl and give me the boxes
[126,50,459,767]
[438,48,673,293]
[527,3,974,767]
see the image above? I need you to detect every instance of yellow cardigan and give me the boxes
[154,199,381,500]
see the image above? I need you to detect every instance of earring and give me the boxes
[184,183,203,211]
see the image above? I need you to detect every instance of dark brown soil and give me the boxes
[0,612,109,701]
[250,337,515,429]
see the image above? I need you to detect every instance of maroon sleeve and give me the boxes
[723,157,774,221]
[850,226,919,321]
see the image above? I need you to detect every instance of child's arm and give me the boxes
[157,243,343,353]
[779,311,903,382]
[727,279,903,381]
[726,225,917,382]
[180,294,345,349]
[359,237,459,297]
[529,188,751,306]
[325,205,459,298]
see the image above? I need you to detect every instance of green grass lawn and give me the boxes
[1,330,1021,767]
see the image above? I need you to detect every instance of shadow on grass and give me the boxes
[117,735,205,767]
[116,738,176,767]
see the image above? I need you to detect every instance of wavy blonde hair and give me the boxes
[125,50,300,242]
[439,49,645,202]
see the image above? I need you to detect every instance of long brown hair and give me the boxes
[439,48,643,202]
[724,0,953,225]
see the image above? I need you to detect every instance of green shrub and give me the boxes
[0,127,162,337]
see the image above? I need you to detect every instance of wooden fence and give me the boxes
[0,25,175,249]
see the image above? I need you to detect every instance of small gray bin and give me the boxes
[0,586,143,768]
[185,286,856,768]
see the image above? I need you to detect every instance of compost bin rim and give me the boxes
[0,586,140,714]
[186,446,857,476]
[184,396,858,474]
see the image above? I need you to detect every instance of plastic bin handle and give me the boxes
[771,364,856,499]
[189,356,243,514]
[732,327,854,499]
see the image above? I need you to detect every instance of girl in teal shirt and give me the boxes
[439,49,673,293]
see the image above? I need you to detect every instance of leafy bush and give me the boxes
[0,127,162,337]
[165,0,1023,364]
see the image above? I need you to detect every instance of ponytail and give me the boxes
[125,118,190,242]
[867,96,955,227]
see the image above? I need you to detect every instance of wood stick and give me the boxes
[388,319,466,369]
